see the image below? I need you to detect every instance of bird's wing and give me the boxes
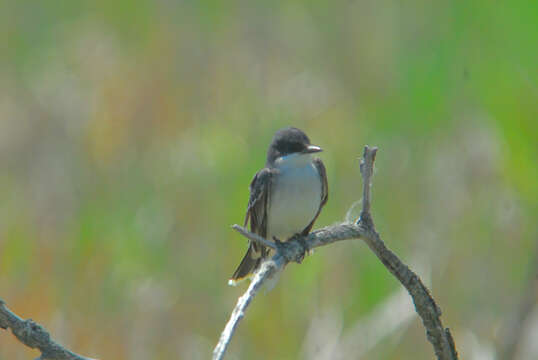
[244,167,274,256]
[314,157,328,209]
[302,158,328,235]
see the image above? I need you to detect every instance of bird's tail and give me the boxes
[229,244,262,286]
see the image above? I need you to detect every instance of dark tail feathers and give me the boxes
[229,245,261,284]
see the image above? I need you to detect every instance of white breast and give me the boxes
[267,154,322,241]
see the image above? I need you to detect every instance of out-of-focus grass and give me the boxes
[0,1,536,359]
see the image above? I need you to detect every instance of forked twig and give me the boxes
[213,146,458,360]
[0,298,95,360]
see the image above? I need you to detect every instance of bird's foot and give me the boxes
[273,236,288,257]
[273,235,310,264]
[272,236,284,247]
[290,234,310,264]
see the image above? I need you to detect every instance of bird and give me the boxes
[229,127,328,285]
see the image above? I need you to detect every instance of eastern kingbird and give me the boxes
[229,127,328,284]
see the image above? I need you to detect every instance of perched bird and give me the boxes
[229,127,328,285]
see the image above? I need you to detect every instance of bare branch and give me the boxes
[331,254,432,360]
[0,298,95,360]
[213,256,284,360]
[359,145,377,215]
[358,146,457,360]
[232,224,278,250]
[357,218,457,360]
[213,145,458,360]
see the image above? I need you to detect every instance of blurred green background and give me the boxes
[1,1,537,359]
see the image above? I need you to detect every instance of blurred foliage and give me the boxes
[0,1,537,359]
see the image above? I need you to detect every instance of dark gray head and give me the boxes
[266,127,322,165]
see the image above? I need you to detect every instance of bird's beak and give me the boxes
[305,145,323,153]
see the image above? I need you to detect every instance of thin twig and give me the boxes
[358,146,457,360]
[0,298,95,360]
[213,145,458,360]
[331,254,432,360]
[213,256,284,359]
[359,145,376,215]
[231,224,278,250]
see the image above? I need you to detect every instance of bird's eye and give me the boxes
[291,142,304,153]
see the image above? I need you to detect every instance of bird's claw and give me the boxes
[273,235,310,264]
[272,236,284,247]
[291,234,310,264]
